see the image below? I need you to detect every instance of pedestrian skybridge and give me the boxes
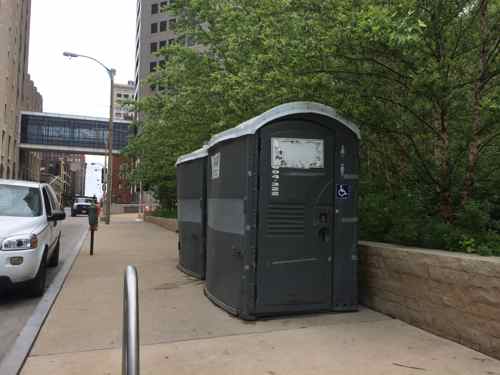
[19,112,133,155]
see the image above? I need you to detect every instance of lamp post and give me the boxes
[63,51,115,224]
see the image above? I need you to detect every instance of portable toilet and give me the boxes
[204,102,361,320]
[176,146,208,279]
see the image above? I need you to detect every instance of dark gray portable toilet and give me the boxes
[204,102,361,320]
[176,146,208,279]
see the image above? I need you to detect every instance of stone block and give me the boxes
[486,321,500,339]
[428,265,469,286]
[470,287,500,307]
[461,259,500,279]
[466,301,500,321]
[467,273,500,290]
[490,337,500,359]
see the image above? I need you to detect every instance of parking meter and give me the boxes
[88,204,98,255]
[88,204,98,228]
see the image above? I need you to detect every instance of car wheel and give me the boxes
[27,256,47,298]
[48,238,60,267]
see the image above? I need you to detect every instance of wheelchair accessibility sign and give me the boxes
[336,184,351,200]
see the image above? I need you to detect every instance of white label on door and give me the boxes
[271,138,324,169]
[211,152,220,179]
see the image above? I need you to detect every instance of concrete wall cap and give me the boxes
[359,241,500,264]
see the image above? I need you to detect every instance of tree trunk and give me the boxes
[461,83,482,206]
[437,123,453,222]
[460,0,488,207]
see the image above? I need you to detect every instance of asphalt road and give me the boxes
[0,212,88,363]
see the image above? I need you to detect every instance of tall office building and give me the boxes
[0,0,43,180]
[113,81,134,120]
[135,0,197,100]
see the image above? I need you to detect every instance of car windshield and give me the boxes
[76,198,93,204]
[0,184,43,217]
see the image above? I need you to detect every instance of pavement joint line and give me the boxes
[0,228,89,375]
[26,317,393,359]
[137,317,394,348]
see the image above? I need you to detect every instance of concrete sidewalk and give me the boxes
[21,216,500,374]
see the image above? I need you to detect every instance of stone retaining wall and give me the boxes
[359,241,500,359]
[144,216,178,232]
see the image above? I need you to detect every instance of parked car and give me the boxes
[0,180,66,297]
[71,196,95,216]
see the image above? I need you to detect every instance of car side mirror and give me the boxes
[49,209,66,221]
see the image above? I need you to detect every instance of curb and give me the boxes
[0,229,88,375]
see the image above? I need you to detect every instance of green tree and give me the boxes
[127,0,500,250]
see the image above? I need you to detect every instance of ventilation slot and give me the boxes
[267,204,305,237]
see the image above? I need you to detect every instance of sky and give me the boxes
[29,0,137,197]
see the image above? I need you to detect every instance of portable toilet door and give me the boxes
[256,120,336,314]
[176,146,208,279]
[205,102,361,319]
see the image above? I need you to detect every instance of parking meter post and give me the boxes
[90,230,95,256]
[88,204,98,256]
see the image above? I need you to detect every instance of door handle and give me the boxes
[232,245,242,257]
[318,228,330,243]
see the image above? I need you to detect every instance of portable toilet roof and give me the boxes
[207,102,361,149]
[175,145,209,166]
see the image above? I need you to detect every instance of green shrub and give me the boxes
[477,245,493,256]
[419,219,461,250]
[359,192,394,242]
[458,236,477,254]
[455,201,490,233]
[152,207,177,219]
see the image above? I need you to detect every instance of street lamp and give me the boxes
[63,51,115,224]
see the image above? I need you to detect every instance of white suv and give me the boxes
[0,180,66,297]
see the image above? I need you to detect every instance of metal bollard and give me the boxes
[123,266,140,375]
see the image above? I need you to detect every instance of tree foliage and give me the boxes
[126,0,500,253]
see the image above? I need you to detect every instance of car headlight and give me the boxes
[2,234,38,251]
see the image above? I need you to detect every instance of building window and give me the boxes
[169,18,176,30]
[170,0,176,4]
[151,3,159,14]
[160,1,167,9]
[150,42,158,53]
[159,40,166,49]
[150,62,157,72]
[117,93,122,98]
[168,38,175,45]
[160,20,167,32]
[124,94,129,98]
[151,23,158,34]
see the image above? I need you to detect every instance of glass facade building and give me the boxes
[20,112,132,152]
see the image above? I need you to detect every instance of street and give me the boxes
[0,212,88,363]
